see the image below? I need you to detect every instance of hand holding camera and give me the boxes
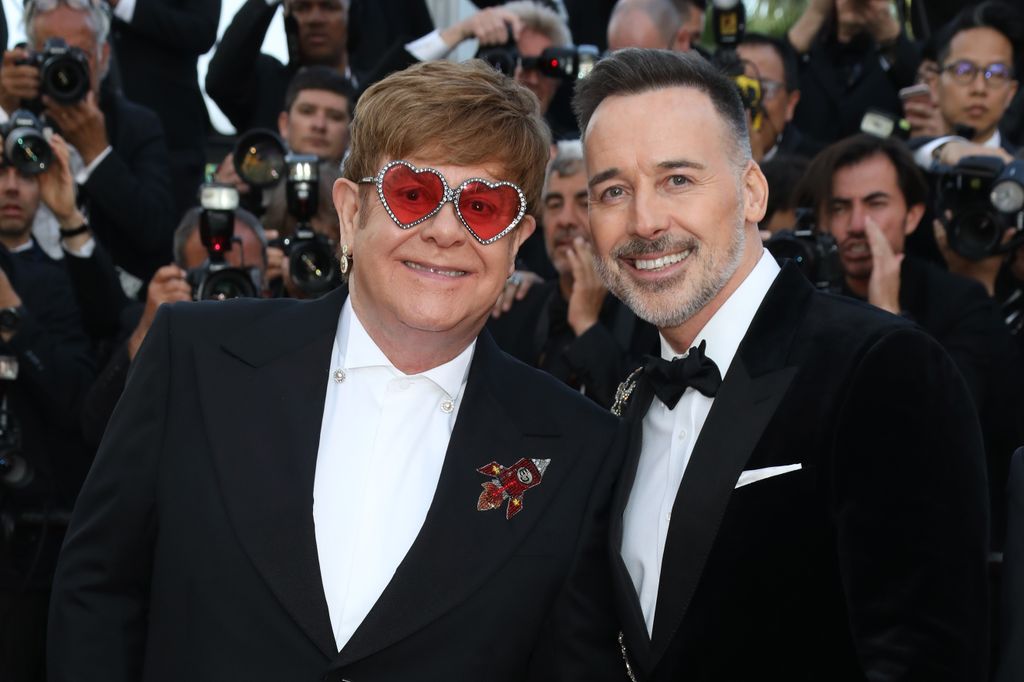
[127,265,191,360]
[441,8,524,50]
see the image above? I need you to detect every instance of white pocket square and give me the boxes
[734,464,802,489]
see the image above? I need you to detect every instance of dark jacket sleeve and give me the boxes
[83,98,175,281]
[205,0,284,131]
[62,240,131,343]
[833,327,990,680]
[124,0,221,54]
[1,266,95,431]
[563,323,630,409]
[47,305,172,681]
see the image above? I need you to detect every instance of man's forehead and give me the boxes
[293,89,349,109]
[948,27,1015,61]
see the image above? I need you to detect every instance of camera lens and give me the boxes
[197,268,260,301]
[40,55,90,104]
[949,208,1002,259]
[4,127,52,175]
[289,240,338,296]
[234,130,287,188]
[991,180,1024,214]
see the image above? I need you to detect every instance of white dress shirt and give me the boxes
[313,298,474,651]
[621,250,780,636]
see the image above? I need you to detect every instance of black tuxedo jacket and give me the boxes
[47,287,626,681]
[613,263,990,681]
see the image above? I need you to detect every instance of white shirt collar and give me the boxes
[659,249,780,377]
[983,130,1002,149]
[7,237,35,254]
[338,297,475,399]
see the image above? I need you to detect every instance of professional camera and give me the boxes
[933,156,1024,260]
[234,131,340,296]
[477,26,599,80]
[15,38,91,106]
[765,208,844,293]
[186,184,262,301]
[0,109,52,175]
[709,0,765,132]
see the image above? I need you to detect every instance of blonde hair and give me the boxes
[343,59,552,218]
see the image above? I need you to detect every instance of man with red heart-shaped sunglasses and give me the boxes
[49,58,627,681]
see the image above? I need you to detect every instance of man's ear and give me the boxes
[277,111,290,142]
[743,160,769,225]
[507,215,536,275]
[904,202,926,236]
[333,177,361,247]
[785,89,801,122]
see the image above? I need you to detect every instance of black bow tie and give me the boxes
[642,340,723,409]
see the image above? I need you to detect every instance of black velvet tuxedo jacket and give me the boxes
[613,263,991,681]
[47,288,626,681]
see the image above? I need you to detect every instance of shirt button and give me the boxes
[333,369,346,383]
[440,399,454,414]
[677,429,687,440]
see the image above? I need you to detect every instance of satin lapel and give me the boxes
[195,289,346,659]
[609,373,658,673]
[329,333,569,668]
[648,264,810,664]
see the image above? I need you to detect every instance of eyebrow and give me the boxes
[829,191,891,204]
[588,159,708,190]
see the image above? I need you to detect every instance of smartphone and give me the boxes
[899,83,933,106]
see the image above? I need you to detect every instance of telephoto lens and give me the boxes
[0,109,52,175]
[233,129,288,188]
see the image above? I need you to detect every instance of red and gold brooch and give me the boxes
[476,458,551,520]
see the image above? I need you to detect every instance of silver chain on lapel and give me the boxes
[618,631,639,682]
[611,367,644,417]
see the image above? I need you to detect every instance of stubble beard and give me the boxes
[594,209,747,329]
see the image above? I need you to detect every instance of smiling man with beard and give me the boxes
[576,48,991,681]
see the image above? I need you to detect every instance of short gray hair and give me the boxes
[25,0,111,55]
[610,0,683,48]
[502,0,572,47]
[173,206,268,268]
[545,138,584,188]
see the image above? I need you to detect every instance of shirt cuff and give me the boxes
[75,146,113,184]
[405,29,451,62]
[112,0,137,23]
[62,236,96,258]
[912,135,965,170]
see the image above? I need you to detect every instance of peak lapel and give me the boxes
[195,289,347,659]
[328,333,570,668]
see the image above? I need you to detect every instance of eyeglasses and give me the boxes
[359,160,527,245]
[941,60,1015,87]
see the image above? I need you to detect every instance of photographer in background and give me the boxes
[798,133,1024,549]
[107,0,221,216]
[909,2,1020,168]
[487,140,657,408]
[0,0,175,295]
[787,0,918,144]
[0,129,94,682]
[81,205,268,449]
[206,0,352,133]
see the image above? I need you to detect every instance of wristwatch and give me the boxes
[0,307,22,334]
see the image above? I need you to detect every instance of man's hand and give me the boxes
[935,141,1014,167]
[490,269,541,319]
[214,152,251,195]
[861,0,901,44]
[865,216,902,314]
[933,217,1008,297]
[565,237,608,336]
[44,91,109,165]
[264,229,304,298]
[0,49,40,114]
[788,0,832,53]
[38,133,83,227]
[440,8,523,49]
[127,265,191,359]
[0,267,23,343]
[903,96,949,139]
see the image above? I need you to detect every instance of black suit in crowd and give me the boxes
[47,287,626,681]
[995,447,1024,682]
[487,279,658,408]
[613,263,990,681]
[771,123,824,160]
[844,255,1024,548]
[790,30,918,145]
[110,0,221,215]
[75,81,175,286]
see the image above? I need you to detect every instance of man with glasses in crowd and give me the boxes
[911,1,1020,167]
[47,59,625,680]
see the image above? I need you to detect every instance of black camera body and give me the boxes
[764,209,844,294]
[233,133,340,297]
[476,26,599,80]
[0,109,52,175]
[709,0,766,132]
[934,156,1024,261]
[187,184,262,301]
[17,38,91,106]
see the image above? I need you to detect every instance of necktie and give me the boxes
[642,340,722,409]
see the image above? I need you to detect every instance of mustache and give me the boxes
[610,234,698,260]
